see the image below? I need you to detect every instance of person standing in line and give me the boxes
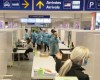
[36,31,43,50]
[49,31,59,58]
[49,29,56,38]
[24,29,30,40]
[39,28,44,49]
[32,30,37,47]
[24,38,33,60]
[43,29,50,52]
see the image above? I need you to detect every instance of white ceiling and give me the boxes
[0,11,92,22]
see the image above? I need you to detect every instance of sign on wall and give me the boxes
[0,0,100,11]
[85,0,100,11]
[0,0,32,10]
[29,15,50,18]
[34,0,84,11]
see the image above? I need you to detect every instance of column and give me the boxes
[91,12,96,30]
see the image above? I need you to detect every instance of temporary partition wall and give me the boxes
[6,29,25,66]
[91,34,100,80]
[60,29,65,42]
[0,32,8,79]
[12,30,18,44]
[0,29,15,66]
[0,50,7,79]
[70,31,100,80]
[17,29,25,40]
[75,33,94,80]
[6,31,13,66]
[70,30,100,46]
[77,33,100,80]
[58,29,61,38]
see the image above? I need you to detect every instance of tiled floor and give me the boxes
[7,60,33,80]
[7,48,49,80]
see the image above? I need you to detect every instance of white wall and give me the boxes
[6,31,13,66]
[92,34,100,80]
[0,50,7,79]
[0,32,8,79]
[60,30,65,42]
[70,31,100,80]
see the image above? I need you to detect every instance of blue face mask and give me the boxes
[82,59,88,66]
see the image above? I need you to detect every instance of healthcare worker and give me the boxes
[43,29,50,52]
[24,29,30,40]
[49,29,56,38]
[56,46,90,80]
[31,30,37,47]
[49,31,59,58]
[48,29,56,45]
[36,31,43,50]
[39,28,44,49]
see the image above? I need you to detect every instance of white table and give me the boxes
[17,47,27,50]
[31,56,57,79]
[61,50,71,55]
[59,43,70,50]
[55,77,78,80]
[12,50,26,62]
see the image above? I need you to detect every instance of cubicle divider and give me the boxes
[70,30,100,46]
[57,29,100,80]
[0,50,7,79]
[60,29,65,42]
[6,31,13,66]
[91,34,100,80]
[69,31,100,80]
[0,28,24,79]
[0,31,8,79]
[79,33,100,80]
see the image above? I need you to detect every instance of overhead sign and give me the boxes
[29,15,50,18]
[34,0,84,11]
[0,0,32,10]
[85,0,100,11]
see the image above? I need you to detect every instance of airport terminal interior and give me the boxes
[0,0,100,80]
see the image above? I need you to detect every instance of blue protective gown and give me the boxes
[25,33,29,40]
[43,32,50,46]
[36,32,43,45]
[49,36,59,55]
[32,32,37,43]
[40,31,44,42]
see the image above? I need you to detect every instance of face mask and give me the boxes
[82,59,88,66]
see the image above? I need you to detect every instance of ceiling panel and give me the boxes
[0,11,92,22]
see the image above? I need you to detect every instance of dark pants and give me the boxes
[33,42,35,47]
[33,39,36,47]
[37,44,41,50]
[44,43,49,52]
[24,48,33,58]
